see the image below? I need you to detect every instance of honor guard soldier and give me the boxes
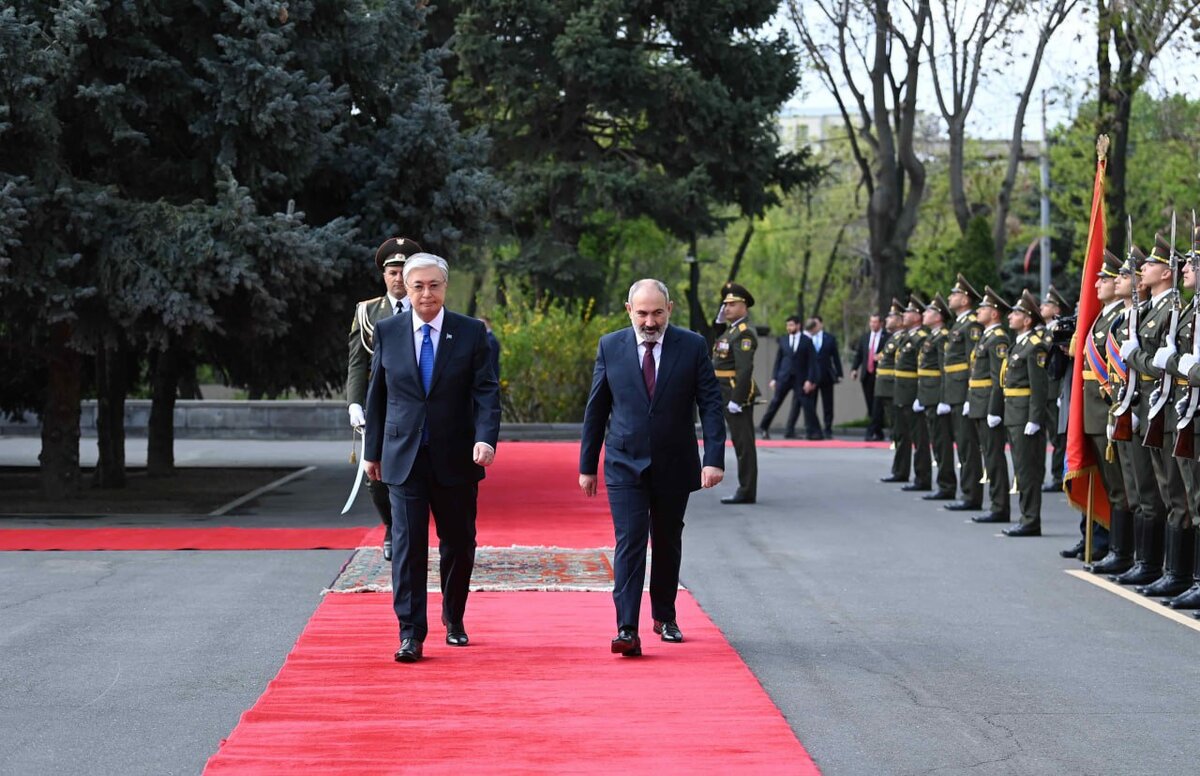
[714,282,758,504]
[918,294,957,500]
[1001,290,1050,536]
[347,236,422,560]
[1068,251,1129,566]
[944,275,985,512]
[893,294,933,491]
[1161,225,1200,609]
[968,287,1011,523]
[1040,286,1071,492]
[1120,233,1190,595]
[878,299,907,483]
[1103,248,1169,583]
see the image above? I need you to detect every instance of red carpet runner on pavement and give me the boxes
[0,526,374,552]
[206,441,819,773]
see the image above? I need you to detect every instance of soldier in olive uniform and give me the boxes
[1001,290,1050,536]
[917,295,957,500]
[893,294,933,491]
[1120,233,1190,594]
[944,276,985,511]
[968,287,1012,523]
[1040,286,1070,492]
[878,300,908,483]
[713,283,758,505]
[347,236,422,560]
[1067,251,1128,567]
[1161,226,1200,609]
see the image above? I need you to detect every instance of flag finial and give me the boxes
[1096,134,1110,161]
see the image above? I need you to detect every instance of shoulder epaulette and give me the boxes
[1030,334,1042,346]
[358,295,385,307]
[737,322,748,332]
[917,330,928,337]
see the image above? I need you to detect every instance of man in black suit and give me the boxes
[806,316,844,439]
[758,315,817,439]
[363,253,502,664]
[580,279,726,657]
[850,313,888,441]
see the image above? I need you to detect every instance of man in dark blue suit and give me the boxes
[758,315,818,439]
[364,253,501,663]
[806,315,844,439]
[580,279,726,657]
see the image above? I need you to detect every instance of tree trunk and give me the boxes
[93,342,128,488]
[685,237,712,342]
[813,224,847,318]
[947,117,970,233]
[40,322,82,498]
[147,346,180,478]
[725,221,755,283]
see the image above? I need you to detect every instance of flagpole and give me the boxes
[1084,472,1095,564]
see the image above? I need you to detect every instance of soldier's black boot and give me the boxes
[1167,530,1200,609]
[1139,525,1195,597]
[1112,514,1163,586]
[1088,508,1134,575]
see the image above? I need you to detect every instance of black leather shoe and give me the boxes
[653,620,683,643]
[805,433,823,441]
[394,638,423,663]
[1167,585,1200,609]
[1042,482,1064,493]
[972,512,1011,524]
[445,624,469,646]
[879,475,907,483]
[783,432,798,439]
[1137,573,1192,598]
[901,483,932,492]
[720,495,756,504]
[611,626,641,657]
[758,427,771,440]
[945,501,983,512]
[382,537,393,561]
[1060,539,1086,559]
[1002,523,1041,537]
[922,490,956,501]
[1111,563,1161,587]
[824,429,834,439]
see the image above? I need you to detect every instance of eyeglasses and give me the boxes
[407,281,445,295]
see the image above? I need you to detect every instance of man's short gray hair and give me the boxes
[403,253,450,283]
[627,278,671,304]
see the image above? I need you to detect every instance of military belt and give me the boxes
[1177,377,1190,386]
[714,369,737,378]
[943,363,969,373]
[917,369,941,377]
[968,378,993,388]
[894,370,918,379]
[1139,374,1155,382]
[1082,370,1098,381]
[1003,387,1032,397]
[877,368,896,377]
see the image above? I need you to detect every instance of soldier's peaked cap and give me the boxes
[1119,245,1147,276]
[721,282,754,308]
[375,237,423,270]
[1012,289,1045,326]
[1146,232,1174,266]
[1042,285,1069,310]
[1099,249,1123,278]
[905,293,926,313]
[888,298,905,316]
[950,274,982,303]
[925,293,951,321]
[978,286,1011,312]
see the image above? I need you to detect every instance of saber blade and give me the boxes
[341,428,367,515]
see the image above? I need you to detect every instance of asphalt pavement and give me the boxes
[2,436,1199,775]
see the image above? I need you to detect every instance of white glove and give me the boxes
[962,401,971,416]
[912,399,925,412]
[1132,413,1140,432]
[1152,345,1175,369]
[1180,354,1199,375]
[726,400,742,414]
[1106,423,1115,441]
[936,402,951,415]
[1119,338,1139,361]
[1024,421,1040,436]
[348,403,366,428]
[987,414,1002,428]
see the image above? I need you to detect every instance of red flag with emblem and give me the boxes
[1063,139,1110,527]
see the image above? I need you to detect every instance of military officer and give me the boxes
[944,275,985,512]
[968,287,1012,524]
[1040,286,1071,492]
[878,299,908,483]
[1067,250,1127,566]
[347,236,423,560]
[1120,233,1190,595]
[714,282,759,505]
[893,294,933,492]
[917,294,957,500]
[1000,290,1050,537]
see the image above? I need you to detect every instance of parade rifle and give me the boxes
[1143,214,1181,449]
[1175,210,1200,459]
[1111,216,1139,441]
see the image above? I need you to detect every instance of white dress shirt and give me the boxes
[412,307,446,365]
[636,334,662,378]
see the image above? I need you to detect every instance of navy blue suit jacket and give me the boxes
[811,332,843,384]
[363,309,501,486]
[579,325,726,492]
[773,333,818,387]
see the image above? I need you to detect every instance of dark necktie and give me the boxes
[642,341,656,399]
[420,323,434,442]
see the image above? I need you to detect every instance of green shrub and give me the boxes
[493,300,629,422]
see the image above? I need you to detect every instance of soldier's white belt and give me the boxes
[968,378,993,388]
[917,369,941,377]
[943,363,969,373]
[1003,387,1032,397]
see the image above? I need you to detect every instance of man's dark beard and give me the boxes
[637,324,664,342]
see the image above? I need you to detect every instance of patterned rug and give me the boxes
[326,545,662,593]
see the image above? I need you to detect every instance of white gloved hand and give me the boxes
[1106,423,1115,441]
[1180,354,1200,375]
[726,400,742,414]
[348,403,366,428]
[1056,397,1062,408]
[1024,421,1040,436]
[1132,413,1140,432]
[912,399,925,413]
[1153,345,1175,370]
[962,402,971,416]
[987,414,1002,428]
[936,402,951,416]
[1119,338,1139,361]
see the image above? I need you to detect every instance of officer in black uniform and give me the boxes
[713,283,759,504]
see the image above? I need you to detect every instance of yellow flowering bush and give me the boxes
[494,299,628,422]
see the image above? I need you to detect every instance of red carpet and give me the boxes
[204,591,819,774]
[0,527,373,552]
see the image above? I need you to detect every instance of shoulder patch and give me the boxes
[1036,351,1047,368]
[739,338,753,352]
[970,328,981,340]
[995,343,1008,358]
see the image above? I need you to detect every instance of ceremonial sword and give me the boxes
[340,426,367,515]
